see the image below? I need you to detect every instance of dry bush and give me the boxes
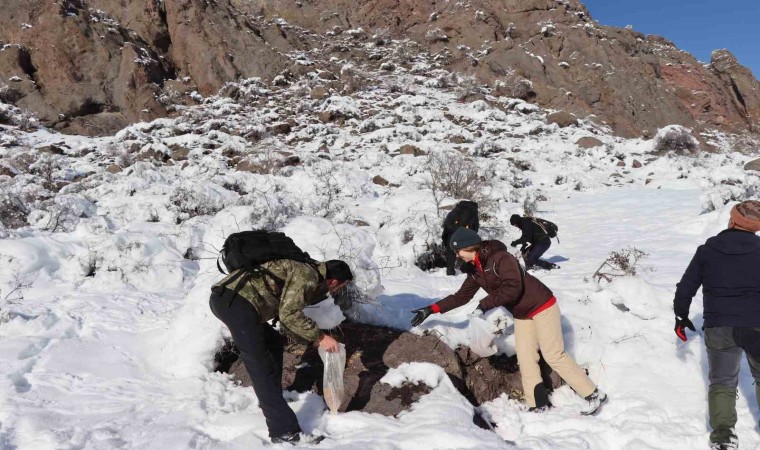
[522,193,539,217]
[654,126,699,155]
[421,151,494,217]
[340,64,369,94]
[492,71,535,101]
[593,247,649,283]
[157,86,183,110]
[455,75,484,101]
[414,241,447,272]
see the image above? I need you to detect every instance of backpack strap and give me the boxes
[217,269,251,307]
[217,256,227,275]
[531,218,549,236]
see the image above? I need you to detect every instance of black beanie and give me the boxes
[449,227,482,250]
[510,214,521,226]
[326,260,353,282]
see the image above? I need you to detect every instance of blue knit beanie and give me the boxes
[449,227,482,250]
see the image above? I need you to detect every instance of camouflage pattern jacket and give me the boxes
[212,260,328,342]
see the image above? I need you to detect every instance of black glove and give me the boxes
[460,262,477,275]
[510,240,519,247]
[411,306,434,327]
[674,316,695,342]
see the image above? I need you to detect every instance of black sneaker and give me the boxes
[528,405,551,413]
[271,432,326,446]
[271,432,300,445]
[580,388,607,416]
[710,438,738,450]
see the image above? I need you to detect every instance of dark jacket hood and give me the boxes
[705,229,760,255]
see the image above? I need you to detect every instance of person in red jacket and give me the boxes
[411,227,606,415]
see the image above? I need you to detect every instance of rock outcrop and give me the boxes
[218,322,559,417]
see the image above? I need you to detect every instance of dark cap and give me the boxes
[449,227,482,250]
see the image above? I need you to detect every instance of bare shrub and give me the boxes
[1,271,37,309]
[593,247,649,283]
[421,151,493,217]
[522,192,539,216]
[309,164,346,219]
[414,241,447,272]
[242,181,302,230]
[492,71,535,100]
[654,126,699,155]
[170,186,227,222]
[239,148,283,175]
[455,75,484,101]
[340,64,369,94]
[157,86,183,110]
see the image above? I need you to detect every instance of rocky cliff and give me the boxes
[1,0,758,140]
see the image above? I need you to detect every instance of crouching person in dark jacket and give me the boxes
[509,214,551,270]
[210,259,353,445]
[674,200,760,450]
[410,227,606,415]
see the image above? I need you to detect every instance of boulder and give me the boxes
[575,137,604,149]
[547,111,578,128]
[744,158,760,171]
[169,145,190,161]
[267,122,292,135]
[105,164,122,174]
[632,159,643,169]
[399,144,426,157]
[310,86,329,100]
[372,175,390,186]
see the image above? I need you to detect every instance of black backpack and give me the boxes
[217,230,316,274]
[214,230,321,304]
[531,217,559,241]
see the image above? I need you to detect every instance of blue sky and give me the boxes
[582,0,759,78]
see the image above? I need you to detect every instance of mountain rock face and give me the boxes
[249,0,759,138]
[0,0,291,134]
[1,0,758,139]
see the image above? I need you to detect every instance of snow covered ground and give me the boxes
[1,41,759,449]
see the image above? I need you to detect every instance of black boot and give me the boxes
[528,383,553,412]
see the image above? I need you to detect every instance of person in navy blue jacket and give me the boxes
[673,200,760,450]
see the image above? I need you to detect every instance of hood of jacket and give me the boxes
[705,228,760,255]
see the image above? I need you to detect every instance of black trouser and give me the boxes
[209,292,301,439]
[444,243,457,275]
[524,238,551,268]
[704,327,760,444]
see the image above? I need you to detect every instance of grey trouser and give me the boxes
[704,326,760,444]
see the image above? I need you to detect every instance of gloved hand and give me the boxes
[510,240,519,247]
[460,262,477,275]
[468,305,486,318]
[411,306,433,327]
[674,316,696,341]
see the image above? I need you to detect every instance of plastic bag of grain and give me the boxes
[318,343,346,413]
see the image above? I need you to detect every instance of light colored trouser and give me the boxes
[515,302,596,407]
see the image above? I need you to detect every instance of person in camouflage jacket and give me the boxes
[209,259,353,444]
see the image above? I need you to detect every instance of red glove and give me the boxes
[674,316,696,341]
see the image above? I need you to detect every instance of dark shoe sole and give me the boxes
[581,394,608,416]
